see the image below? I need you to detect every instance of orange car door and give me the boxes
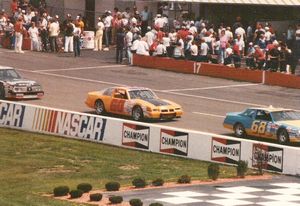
[110,89,127,114]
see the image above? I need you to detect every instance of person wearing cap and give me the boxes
[245,42,255,69]
[94,17,104,51]
[253,45,265,70]
[14,16,25,53]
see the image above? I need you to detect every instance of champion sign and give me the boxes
[0,102,25,128]
[122,123,150,149]
[211,137,241,164]
[160,129,188,156]
[252,144,283,173]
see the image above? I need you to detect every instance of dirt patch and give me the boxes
[118,165,139,171]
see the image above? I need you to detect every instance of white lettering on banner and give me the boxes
[193,62,201,74]
[54,112,106,141]
[0,102,25,127]
[160,130,189,155]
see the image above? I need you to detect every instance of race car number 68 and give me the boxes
[251,120,267,134]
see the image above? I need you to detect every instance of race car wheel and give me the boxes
[132,106,144,121]
[277,129,289,144]
[95,100,105,115]
[0,85,5,100]
[234,123,246,138]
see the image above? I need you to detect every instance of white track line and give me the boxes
[162,83,261,92]
[193,112,226,118]
[31,65,127,72]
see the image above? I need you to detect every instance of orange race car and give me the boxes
[85,86,183,121]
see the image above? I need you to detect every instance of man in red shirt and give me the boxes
[14,16,25,53]
[10,0,18,14]
[254,45,265,69]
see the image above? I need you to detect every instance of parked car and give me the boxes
[85,86,183,121]
[223,106,300,144]
[0,66,44,99]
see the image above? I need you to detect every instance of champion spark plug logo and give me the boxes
[211,137,241,164]
[122,123,150,149]
[160,129,188,156]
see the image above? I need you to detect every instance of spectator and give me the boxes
[136,37,149,56]
[154,40,167,57]
[279,43,291,73]
[245,42,255,69]
[224,43,233,65]
[198,38,209,62]
[64,19,74,53]
[268,41,280,72]
[235,23,246,41]
[234,34,245,57]
[125,27,133,64]
[253,45,265,70]
[73,22,81,57]
[94,17,104,51]
[103,10,113,51]
[190,40,198,61]
[10,0,18,14]
[140,6,150,36]
[286,24,295,49]
[14,16,24,53]
[115,27,125,63]
[48,17,60,52]
[219,29,228,64]
[173,41,184,59]
[27,22,40,51]
[40,12,48,52]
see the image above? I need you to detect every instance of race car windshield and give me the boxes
[0,69,21,80]
[271,111,300,121]
[129,89,157,100]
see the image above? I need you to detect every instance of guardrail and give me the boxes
[132,54,300,89]
[0,100,299,175]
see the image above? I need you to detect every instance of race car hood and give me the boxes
[277,120,300,128]
[143,98,171,106]
[3,78,39,86]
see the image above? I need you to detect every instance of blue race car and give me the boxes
[223,106,300,144]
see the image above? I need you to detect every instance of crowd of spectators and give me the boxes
[0,1,300,73]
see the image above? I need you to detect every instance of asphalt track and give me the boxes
[1,48,300,145]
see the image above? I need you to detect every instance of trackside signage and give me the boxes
[0,102,25,128]
[252,144,283,173]
[122,123,150,149]
[160,129,188,156]
[211,137,241,164]
[31,108,107,141]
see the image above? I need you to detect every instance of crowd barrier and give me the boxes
[132,54,300,89]
[0,100,299,176]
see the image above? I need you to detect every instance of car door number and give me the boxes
[110,99,125,113]
[251,120,267,134]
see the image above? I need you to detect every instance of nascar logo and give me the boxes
[160,129,189,156]
[211,137,241,164]
[122,123,150,149]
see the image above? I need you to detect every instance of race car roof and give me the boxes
[0,66,14,70]
[249,106,294,112]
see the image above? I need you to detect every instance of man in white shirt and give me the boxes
[235,24,246,41]
[28,22,40,51]
[145,27,156,47]
[94,17,104,51]
[190,41,198,61]
[103,11,113,51]
[125,28,133,64]
[154,41,166,57]
[199,39,209,62]
[154,14,165,30]
[136,37,149,56]
[48,18,60,52]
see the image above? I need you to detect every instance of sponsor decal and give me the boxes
[0,102,25,127]
[32,109,106,141]
[122,123,150,149]
[252,144,283,173]
[211,137,241,164]
[160,129,188,156]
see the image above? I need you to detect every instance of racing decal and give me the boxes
[122,123,150,149]
[160,129,188,156]
[252,144,283,173]
[0,102,25,128]
[32,108,107,141]
[211,137,241,164]
[110,99,126,113]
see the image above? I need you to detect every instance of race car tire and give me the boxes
[277,129,289,144]
[0,85,5,100]
[234,123,246,138]
[95,100,106,115]
[132,106,144,121]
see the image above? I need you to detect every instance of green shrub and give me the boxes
[152,178,164,187]
[177,175,191,184]
[132,177,147,188]
[129,198,143,206]
[69,189,83,199]
[208,163,220,180]
[90,193,102,201]
[53,186,70,197]
[149,203,164,206]
[77,183,92,193]
[109,195,123,204]
[105,181,120,191]
[237,160,248,178]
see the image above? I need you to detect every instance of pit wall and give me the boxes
[132,54,300,89]
[1,100,299,176]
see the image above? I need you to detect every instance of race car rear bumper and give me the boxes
[7,91,44,99]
